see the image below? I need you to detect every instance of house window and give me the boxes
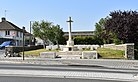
[5,30,10,36]
[17,31,19,37]
[20,32,22,38]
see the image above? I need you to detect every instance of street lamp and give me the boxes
[29,21,32,45]
[22,26,25,60]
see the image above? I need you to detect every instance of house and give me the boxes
[0,17,31,46]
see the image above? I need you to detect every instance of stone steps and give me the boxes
[56,51,82,55]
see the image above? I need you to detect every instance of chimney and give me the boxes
[2,17,6,22]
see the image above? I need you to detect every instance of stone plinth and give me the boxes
[40,52,56,58]
[82,51,98,59]
[63,46,78,52]
[67,40,74,47]
[125,43,134,60]
[57,51,82,59]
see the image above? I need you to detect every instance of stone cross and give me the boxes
[67,17,73,41]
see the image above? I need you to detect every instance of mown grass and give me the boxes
[22,49,59,57]
[23,48,125,59]
[97,48,125,59]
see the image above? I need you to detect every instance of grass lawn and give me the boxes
[97,48,125,59]
[23,48,125,59]
[23,49,59,57]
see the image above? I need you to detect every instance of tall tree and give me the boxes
[94,17,108,44]
[32,20,53,48]
[105,10,138,45]
[51,25,64,49]
[32,21,65,49]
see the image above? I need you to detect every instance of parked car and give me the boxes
[0,41,14,49]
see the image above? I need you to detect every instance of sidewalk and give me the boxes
[0,57,138,69]
[0,69,137,82]
[0,57,138,81]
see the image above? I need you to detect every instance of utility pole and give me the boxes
[30,21,32,45]
[22,27,25,60]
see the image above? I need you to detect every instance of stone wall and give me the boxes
[103,44,125,51]
[103,43,134,59]
[46,45,100,51]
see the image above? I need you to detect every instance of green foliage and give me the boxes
[94,17,123,45]
[73,36,97,45]
[51,25,65,48]
[32,21,65,48]
[94,17,108,45]
[32,20,53,47]
[105,10,138,45]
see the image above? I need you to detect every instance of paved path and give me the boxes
[0,76,126,82]
[0,63,137,82]
[0,57,138,69]
[0,69,137,81]
[0,56,138,81]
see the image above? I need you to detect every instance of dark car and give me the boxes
[0,41,14,49]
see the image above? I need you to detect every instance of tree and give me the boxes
[32,20,53,48]
[51,25,65,49]
[32,21,65,49]
[94,17,110,45]
[105,10,138,45]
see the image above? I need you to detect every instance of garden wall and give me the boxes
[103,43,134,59]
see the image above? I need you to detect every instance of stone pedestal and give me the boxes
[125,43,134,60]
[63,40,78,51]
[40,52,56,58]
[67,40,74,47]
[63,46,78,52]
[82,51,98,59]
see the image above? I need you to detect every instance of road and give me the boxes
[0,76,128,82]
[0,63,137,82]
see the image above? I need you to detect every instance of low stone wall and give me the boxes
[103,44,125,51]
[56,51,82,55]
[103,43,134,59]
[40,51,98,59]
[82,51,98,59]
[40,52,56,58]
[46,45,100,51]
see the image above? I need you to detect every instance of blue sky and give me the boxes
[0,0,137,32]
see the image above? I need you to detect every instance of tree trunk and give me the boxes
[43,40,46,49]
[56,40,60,49]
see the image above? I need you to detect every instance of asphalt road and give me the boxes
[0,76,129,82]
[0,63,137,82]
[0,63,137,74]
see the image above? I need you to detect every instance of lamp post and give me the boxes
[22,27,25,60]
[29,21,32,45]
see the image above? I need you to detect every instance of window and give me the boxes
[5,30,10,36]
[17,31,19,37]
[20,32,22,38]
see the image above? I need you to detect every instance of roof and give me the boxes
[0,17,23,31]
[64,31,94,36]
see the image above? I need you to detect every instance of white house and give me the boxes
[0,17,31,46]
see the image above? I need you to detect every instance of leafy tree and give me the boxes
[32,20,53,48]
[51,25,65,48]
[32,21,65,49]
[105,10,138,45]
[94,17,109,45]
